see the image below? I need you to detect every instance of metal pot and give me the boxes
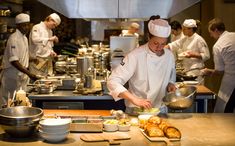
[162,86,196,110]
[36,84,54,94]
[0,106,43,137]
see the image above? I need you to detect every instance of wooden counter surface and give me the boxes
[0,110,235,146]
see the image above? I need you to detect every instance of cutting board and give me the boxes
[80,132,131,145]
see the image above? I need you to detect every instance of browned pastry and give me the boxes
[164,126,181,139]
[145,125,164,137]
[158,120,170,130]
[148,116,161,125]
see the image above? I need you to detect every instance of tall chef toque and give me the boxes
[183,19,197,28]
[15,13,30,24]
[148,19,171,38]
[49,13,61,25]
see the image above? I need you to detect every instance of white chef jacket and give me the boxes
[169,33,210,76]
[171,32,184,42]
[29,21,54,58]
[0,29,29,105]
[213,31,235,112]
[107,44,176,109]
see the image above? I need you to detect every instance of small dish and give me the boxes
[118,124,131,131]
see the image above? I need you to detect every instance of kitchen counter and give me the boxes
[0,110,235,146]
[28,85,215,112]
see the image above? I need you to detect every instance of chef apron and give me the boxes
[0,68,29,106]
[29,56,53,76]
[214,73,235,113]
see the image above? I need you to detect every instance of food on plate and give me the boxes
[140,115,181,139]
[103,119,119,125]
[164,126,181,139]
[144,124,164,137]
[135,107,160,115]
[148,116,162,125]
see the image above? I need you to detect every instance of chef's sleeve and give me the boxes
[213,46,224,71]
[8,38,19,62]
[198,40,210,61]
[107,54,137,101]
[30,26,49,46]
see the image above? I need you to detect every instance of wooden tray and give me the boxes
[80,132,131,145]
[140,129,180,144]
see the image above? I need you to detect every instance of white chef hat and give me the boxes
[15,13,30,24]
[148,19,171,38]
[183,19,197,28]
[130,22,140,29]
[49,13,61,25]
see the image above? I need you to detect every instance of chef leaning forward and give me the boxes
[202,18,235,113]
[0,13,39,107]
[29,13,61,76]
[107,19,177,114]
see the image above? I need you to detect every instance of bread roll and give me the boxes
[145,125,164,137]
[164,126,181,139]
[148,116,161,125]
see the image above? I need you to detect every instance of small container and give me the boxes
[118,124,131,131]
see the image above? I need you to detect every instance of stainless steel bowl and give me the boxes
[0,106,43,137]
[162,86,197,110]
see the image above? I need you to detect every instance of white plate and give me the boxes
[183,81,199,85]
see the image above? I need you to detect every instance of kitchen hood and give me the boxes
[38,0,200,19]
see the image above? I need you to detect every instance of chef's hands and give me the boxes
[28,73,42,82]
[131,98,152,109]
[201,68,217,76]
[49,36,59,43]
[185,51,202,59]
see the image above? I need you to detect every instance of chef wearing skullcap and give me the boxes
[166,19,210,82]
[108,19,176,114]
[0,13,39,107]
[29,13,61,76]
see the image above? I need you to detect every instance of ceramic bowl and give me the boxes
[118,124,131,131]
[39,118,71,133]
[39,130,69,143]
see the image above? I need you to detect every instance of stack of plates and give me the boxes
[39,118,71,143]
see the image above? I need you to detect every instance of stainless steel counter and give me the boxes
[0,112,235,146]
[28,85,215,112]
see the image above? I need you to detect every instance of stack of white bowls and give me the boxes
[39,118,71,143]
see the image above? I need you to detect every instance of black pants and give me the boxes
[224,88,235,113]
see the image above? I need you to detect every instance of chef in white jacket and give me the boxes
[0,13,38,106]
[107,19,176,114]
[29,13,61,76]
[202,18,235,113]
[166,19,210,78]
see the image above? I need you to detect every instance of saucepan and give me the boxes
[162,86,197,110]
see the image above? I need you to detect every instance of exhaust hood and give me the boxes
[38,0,200,19]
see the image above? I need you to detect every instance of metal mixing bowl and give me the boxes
[162,86,197,110]
[0,106,43,137]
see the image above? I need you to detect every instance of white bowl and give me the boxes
[39,118,71,133]
[103,123,118,132]
[118,124,131,131]
[39,130,69,143]
[138,115,153,127]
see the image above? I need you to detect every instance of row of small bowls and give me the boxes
[103,119,131,132]
[39,118,71,143]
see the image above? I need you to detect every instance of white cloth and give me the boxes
[29,22,54,58]
[107,44,176,109]
[0,29,29,105]
[29,22,55,75]
[169,33,210,76]
[15,13,30,24]
[183,19,197,28]
[213,31,235,112]
[148,19,171,38]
